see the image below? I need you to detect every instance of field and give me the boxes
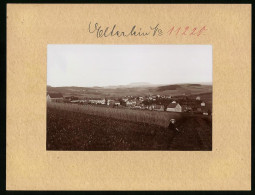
[48,102,183,127]
[47,103,212,151]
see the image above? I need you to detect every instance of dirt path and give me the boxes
[168,118,204,150]
[194,118,212,150]
[167,116,212,151]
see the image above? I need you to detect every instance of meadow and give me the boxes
[47,106,212,151]
[47,102,184,128]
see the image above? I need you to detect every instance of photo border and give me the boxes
[1,0,253,193]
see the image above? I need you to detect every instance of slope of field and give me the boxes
[47,107,212,151]
[47,102,183,127]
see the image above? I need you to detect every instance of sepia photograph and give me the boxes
[47,44,212,151]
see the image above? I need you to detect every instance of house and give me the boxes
[76,100,88,104]
[114,101,120,106]
[196,96,201,100]
[47,93,63,102]
[89,99,106,105]
[202,107,210,115]
[154,104,164,111]
[166,103,182,112]
[63,96,80,103]
[126,100,136,107]
[70,100,80,104]
[65,96,79,101]
[138,97,144,101]
[107,99,115,105]
[148,95,157,101]
[148,104,156,110]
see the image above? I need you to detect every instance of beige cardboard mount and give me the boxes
[7,4,251,190]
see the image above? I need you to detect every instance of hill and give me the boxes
[47,83,212,98]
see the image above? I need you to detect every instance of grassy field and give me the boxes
[47,104,212,151]
[48,102,184,128]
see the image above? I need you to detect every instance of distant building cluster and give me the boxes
[47,93,211,115]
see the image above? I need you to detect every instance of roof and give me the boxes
[48,93,63,98]
[127,100,136,103]
[154,105,164,109]
[167,103,180,108]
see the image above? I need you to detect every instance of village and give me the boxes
[47,92,212,115]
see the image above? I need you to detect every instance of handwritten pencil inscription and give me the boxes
[88,22,207,38]
[167,26,207,36]
[88,22,163,38]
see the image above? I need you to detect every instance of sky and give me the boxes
[47,44,212,87]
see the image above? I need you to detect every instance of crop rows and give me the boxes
[47,102,182,127]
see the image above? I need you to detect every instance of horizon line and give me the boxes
[47,81,213,88]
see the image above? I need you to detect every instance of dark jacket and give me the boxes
[168,122,176,130]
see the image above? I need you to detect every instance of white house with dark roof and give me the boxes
[89,99,106,105]
[47,93,64,102]
[114,101,121,106]
[166,103,182,112]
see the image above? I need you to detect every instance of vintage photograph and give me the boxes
[47,45,212,151]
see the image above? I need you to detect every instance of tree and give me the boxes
[142,100,150,106]
[118,98,125,106]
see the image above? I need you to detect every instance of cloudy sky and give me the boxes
[47,44,212,87]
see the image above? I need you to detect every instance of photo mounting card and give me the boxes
[6,4,251,191]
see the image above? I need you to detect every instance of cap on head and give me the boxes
[170,119,176,123]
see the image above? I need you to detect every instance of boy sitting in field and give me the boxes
[168,119,180,132]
